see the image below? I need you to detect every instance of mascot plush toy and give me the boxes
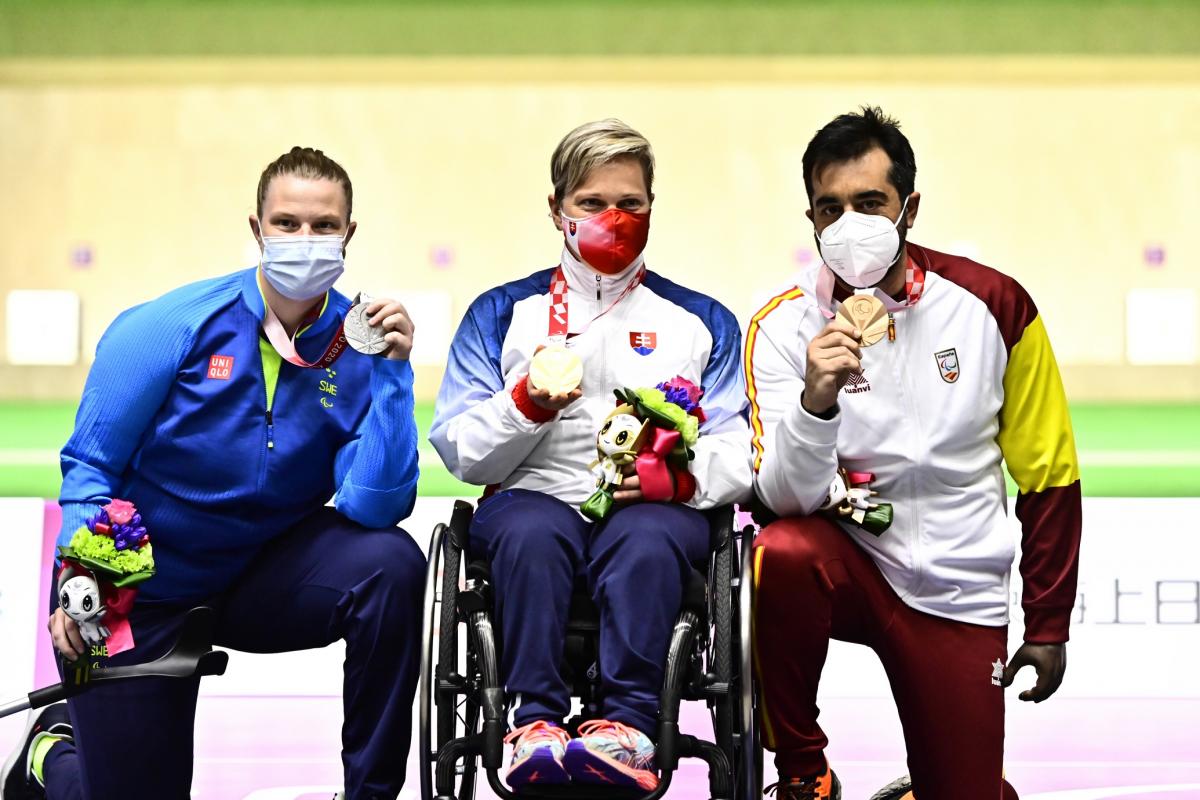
[819,468,893,536]
[583,409,651,521]
[56,499,155,656]
[58,566,109,645]
[581,376,705,521]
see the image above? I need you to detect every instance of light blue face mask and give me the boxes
[259,234,346,301]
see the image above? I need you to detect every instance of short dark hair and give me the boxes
[802,106,916,203]
[256,146,353,221]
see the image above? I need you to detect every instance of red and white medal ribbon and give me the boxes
[816,256,927,320]
[546,264,645,343]
[261,297,352,369]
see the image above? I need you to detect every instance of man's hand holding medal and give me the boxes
[802,293,888,416]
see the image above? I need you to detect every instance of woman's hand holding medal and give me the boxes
[528,344,584,411]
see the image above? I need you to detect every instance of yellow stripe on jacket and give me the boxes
[745,287,806,471]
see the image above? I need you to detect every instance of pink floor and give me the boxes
[5,695,1192,799]
[5,500,1197,797]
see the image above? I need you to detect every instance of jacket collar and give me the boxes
[239,267,342,339]
[560,246,645,303]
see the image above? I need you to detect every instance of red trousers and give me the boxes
[753,516,1018,800]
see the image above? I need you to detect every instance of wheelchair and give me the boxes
[418,500,762,800]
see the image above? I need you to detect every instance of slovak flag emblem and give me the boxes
[629,331,657,356]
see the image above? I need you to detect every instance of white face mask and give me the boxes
[816,196,910,289]
[259,234,346,301]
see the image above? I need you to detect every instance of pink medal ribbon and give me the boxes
[261,297,352,369]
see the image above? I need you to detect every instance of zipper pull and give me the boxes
[266,409,275,449]
[887,313,896,343]
[595,274,602,301]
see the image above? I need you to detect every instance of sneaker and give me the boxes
[2,703,73,800]
[504,720,570,789]
[867,775,913,800]
[563,719,658,791]
[765,762,842,800]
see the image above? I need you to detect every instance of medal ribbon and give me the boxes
[816,256,927,319]
[547,264,645,344]
[261,297,352,369]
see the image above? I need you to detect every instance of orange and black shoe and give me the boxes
[765,762,842,800]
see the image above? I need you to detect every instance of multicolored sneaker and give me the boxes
[765,762,842,800]
[2,703,73,800]
[563,719,659,791]
[504,720,571,789]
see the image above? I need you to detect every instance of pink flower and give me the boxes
[104,499,136,525]
[656,376,706,422]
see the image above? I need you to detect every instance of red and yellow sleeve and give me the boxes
[997,313,1082,644]
[745,287,806,472]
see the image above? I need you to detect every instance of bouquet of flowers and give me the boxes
[581,376,706,521]
[56,499,155,656]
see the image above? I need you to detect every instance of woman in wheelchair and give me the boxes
[430,118,752,792]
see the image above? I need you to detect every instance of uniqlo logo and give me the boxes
[207,355,234,380]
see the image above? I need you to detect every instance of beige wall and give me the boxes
[2,57,1198,400]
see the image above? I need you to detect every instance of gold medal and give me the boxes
[836,294,889,347]
[528,344,583,396]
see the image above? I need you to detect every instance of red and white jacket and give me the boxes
[746,243,1082,642]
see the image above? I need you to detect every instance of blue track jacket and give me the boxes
[57,268,419,603]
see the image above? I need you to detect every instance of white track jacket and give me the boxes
[431,248,753,511]
[746,244,1082,642]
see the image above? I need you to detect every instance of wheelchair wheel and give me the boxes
[708,531,736,763]
[419,522,481,800]
[733,526,763,800]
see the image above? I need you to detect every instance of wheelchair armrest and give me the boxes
[705,504,736,553]
[448,499,474,551]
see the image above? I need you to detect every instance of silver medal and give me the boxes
[345,293,389,356]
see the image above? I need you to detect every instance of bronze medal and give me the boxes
[836,294,889,347]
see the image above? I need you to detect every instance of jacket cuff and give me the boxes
[511,375,557,424]
[1022,605,1072,644]
[670,466,697,504]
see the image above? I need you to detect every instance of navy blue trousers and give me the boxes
[469,489,710,734]
[42,507,425,800]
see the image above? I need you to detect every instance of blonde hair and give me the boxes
[550,119,655,206]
